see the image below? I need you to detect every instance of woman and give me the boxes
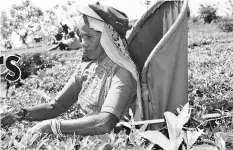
[1,3,141,136]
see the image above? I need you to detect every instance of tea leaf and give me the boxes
[146,143,155,150]
[177,103,191,127]
[215,132,233,144]
[98,143,113,150]
[164,111,179,147]
[140,131,172,150]
[186,129,204,149]
[36,138,50,150]
[214,132,226,150]
[139,123,148,132]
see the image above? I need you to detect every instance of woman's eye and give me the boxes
[82,35,91,39]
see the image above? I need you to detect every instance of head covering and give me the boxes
[89,3,129,37]
[75,4,142,120]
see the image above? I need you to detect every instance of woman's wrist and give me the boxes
[50,119,63,136]
[15,108,28,121]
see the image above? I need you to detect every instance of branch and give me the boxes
[196,113,233,129]
[117,111,233,126]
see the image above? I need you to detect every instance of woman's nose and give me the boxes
[81,40,88,48]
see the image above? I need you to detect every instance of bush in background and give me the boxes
[198,4,218,23]
[218,17,233,32]
[18,52,56,79]
[190,16,199,24]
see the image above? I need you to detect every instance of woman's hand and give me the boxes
[1,113,19,127]
[30,120,52,134]
[1,109,28,127]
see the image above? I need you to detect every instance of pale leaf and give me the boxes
[183,131,188,146]
[46,145,57,150]
[177,102,190,130]
[190,144,218,150]
[140,131,173,150]
[20,131,32,147]
[214,132,226,150]
[54,145,66,150]
[139,123,148,132]
[186,129,204,149]
[67,140,76,150]
[129,108,133,119]
[175,130,185,149]
[0,104,8,114]
[13,139,24,149]
[36,139,49,150]
[33,89,51,101]
[108,129,116,142]
[215,132,233,144]
[146,143,155,150]
[97,134,109,142]
[29,133,41,146]
[164,111,178,146]
[98,143,113,150]
[129,108,135,125]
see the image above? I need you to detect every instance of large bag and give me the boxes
[127,0,189,121]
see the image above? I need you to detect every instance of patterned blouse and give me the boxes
[52,54,137,120]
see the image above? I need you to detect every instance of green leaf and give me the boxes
[186,129,204,149]
[215,132,233,144]
[177,102,190,127]
[146,143,155,150]
[129,108,133,119]
[139,123,148,132]
[164,103,190,149]
[164,111,178,147]
[46,144,57,150]
[29,132,41,146]
[36,138,49,150]
[98,143,113,150]
[97,134,109,142]
[214,132,226,150]
[140,131,172,150]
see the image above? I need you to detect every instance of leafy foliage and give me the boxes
[226,0,233,16]
[18,52,56,79]
[9,0,43,46]
[0,11,12,40]
[218,18,233,32]
[42,10,60,37]
[190,16,199,24]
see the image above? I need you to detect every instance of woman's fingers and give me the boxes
[1,114,16,127]
[30,120,51,134]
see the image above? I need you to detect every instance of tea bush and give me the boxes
[198,4,218,23]
[218,20,233,32]
[18,52,57,79]
[190,16,199,24]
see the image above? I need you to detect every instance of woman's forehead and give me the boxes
[78,17,99,35]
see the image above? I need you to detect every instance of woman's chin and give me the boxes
[85,55,95,60]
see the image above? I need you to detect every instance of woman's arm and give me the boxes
[60,112,118,135]
[22,67,83,121]
[58,66,135,135]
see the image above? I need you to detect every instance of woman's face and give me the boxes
[78,17,104,60]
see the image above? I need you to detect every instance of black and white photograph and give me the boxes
[0,0,233,149]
